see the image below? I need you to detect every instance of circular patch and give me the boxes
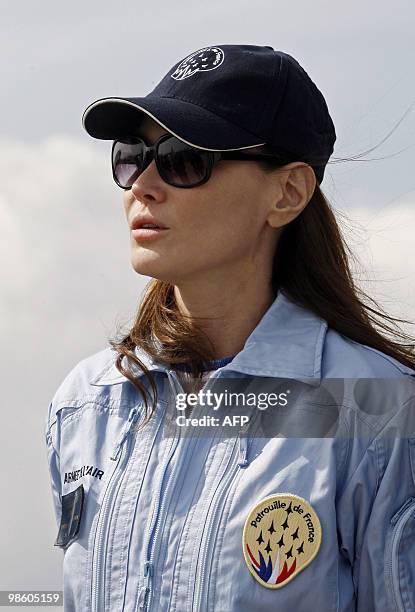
[242,493,322,588]
[170,47,224,81]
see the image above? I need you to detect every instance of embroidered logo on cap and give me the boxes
[242,493,322,588]
[171,47,224,81]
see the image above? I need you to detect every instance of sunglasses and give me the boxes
[111,134,293,189]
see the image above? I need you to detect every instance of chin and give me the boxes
[130,255,174,282]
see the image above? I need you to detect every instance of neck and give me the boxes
[173,272,276,360]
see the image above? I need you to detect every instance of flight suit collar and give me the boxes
[90,290,327,387]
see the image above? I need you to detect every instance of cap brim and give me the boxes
[82,96,266,152]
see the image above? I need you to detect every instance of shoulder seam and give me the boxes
[339,334,415,376]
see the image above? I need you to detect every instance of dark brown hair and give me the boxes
[109,155,415,429]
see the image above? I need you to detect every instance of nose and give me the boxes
[130,159,167,203]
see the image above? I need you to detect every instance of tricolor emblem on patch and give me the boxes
[242,493,322,588]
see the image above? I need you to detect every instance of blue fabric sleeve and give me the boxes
[336,396,415,611]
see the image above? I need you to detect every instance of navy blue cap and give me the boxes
[82,44,336,183]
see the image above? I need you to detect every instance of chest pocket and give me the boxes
[207,437,339,612]
[384,439,415,611]
[385,495,415,612]
[46,400,142,610]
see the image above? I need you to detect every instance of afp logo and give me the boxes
[170,46,224,81]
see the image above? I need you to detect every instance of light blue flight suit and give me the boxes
[45,290,415,611]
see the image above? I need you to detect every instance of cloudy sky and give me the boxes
[1,0,414,608]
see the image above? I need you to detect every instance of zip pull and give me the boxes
[144,560,153,585]
[110,406,140,461]
[136,586,149,611]
[238,435,249,467]
[137,561,153,610]
[238,415,252,467]
[391,497,415,525]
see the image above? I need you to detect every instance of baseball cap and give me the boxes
[82,44,336,183]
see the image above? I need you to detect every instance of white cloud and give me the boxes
[0,135,152,377]
[331,192,415,332]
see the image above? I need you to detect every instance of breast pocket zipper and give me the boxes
[90,406,141,612]
[385,497,415,612]
[136,432,181,612]
[191,437,245,612]
[136,371,185,612]
[192,397,254,612]
[136,368,241,612]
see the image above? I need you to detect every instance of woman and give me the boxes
[45,45,415,611]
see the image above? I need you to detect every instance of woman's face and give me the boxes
[123,115,291,285]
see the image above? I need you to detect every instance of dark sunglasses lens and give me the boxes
[112,140,145,188]
[157,138,210,186]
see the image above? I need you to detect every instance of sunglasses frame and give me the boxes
[111,133,296,190]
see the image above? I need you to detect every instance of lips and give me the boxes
[131,214,169,230]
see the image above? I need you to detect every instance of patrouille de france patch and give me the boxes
[242,493,322,588]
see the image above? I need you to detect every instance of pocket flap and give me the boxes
[54,484,84,547]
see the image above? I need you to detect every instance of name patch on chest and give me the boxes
[242,493,322,588]
[64,465,104,484]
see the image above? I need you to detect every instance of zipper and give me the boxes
[90,406,141,612]
[192,418,252,612]
[136,368,228,612]
[390,497,415,525]
[385,497,415,612]
[135,370,184,612]
[136,429,180,611]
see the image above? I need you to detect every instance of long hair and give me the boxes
[109,156,415,429]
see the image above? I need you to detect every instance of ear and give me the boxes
[267,163,316,228]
